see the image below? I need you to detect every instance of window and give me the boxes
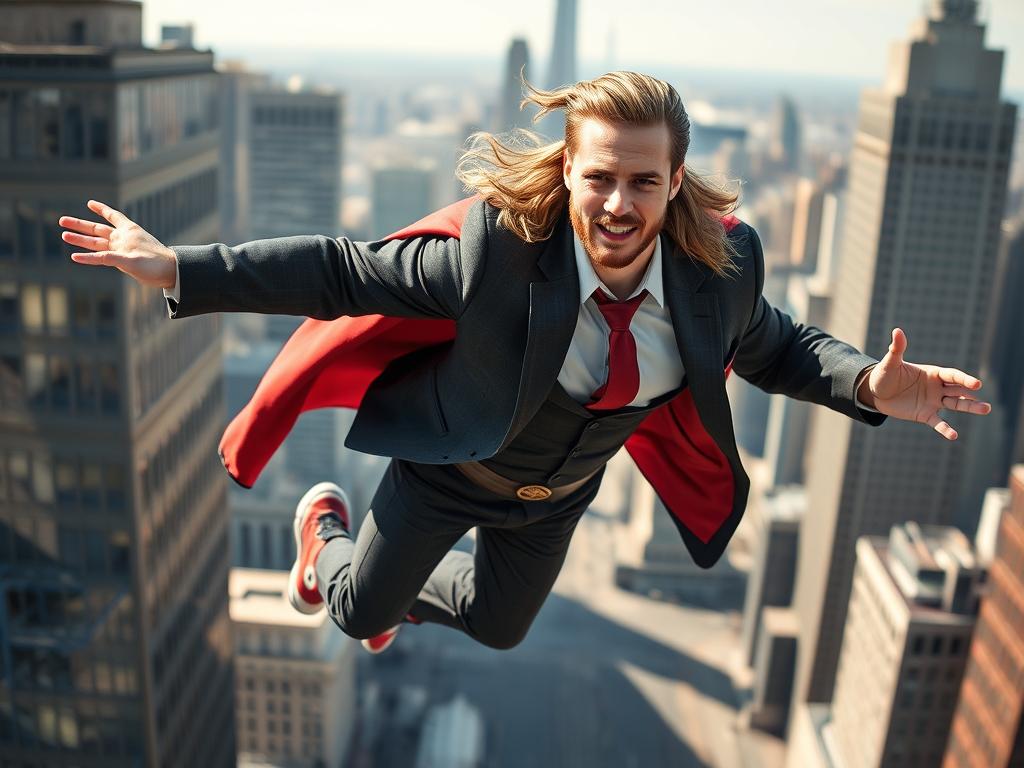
[20,284,43,332]
[46,286,68,334]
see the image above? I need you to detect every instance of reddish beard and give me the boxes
[568,193,662,270]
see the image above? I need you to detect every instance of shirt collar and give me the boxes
[572,229,665,307]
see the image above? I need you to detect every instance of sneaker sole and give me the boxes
[361,627,399,654]
[288,482,351,616]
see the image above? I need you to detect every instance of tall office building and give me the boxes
[809,524,982,768]
[0,2,233,766]
[944,465,1024,767]
[498,38,532,133]
[770,96,802,174]
[790,0,1017,717]
[546,0,577,89]
[247,88,343,241]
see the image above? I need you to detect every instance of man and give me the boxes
[59,72,990,655]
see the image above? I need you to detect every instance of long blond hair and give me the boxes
[457,71,740,276]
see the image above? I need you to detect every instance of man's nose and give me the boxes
[604,185,632,217]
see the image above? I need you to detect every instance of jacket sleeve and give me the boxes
[166,233,474,322]
[731,225,885,425]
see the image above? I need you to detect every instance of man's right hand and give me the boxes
[59,200,177,290]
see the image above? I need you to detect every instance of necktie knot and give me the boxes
[592,289,648,331]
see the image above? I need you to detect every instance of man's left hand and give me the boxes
[857,328,991,441]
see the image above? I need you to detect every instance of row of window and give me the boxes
[0,450,125,513]
[0,87,111,162]
[118,76,218,163]
[251,104,338,129]
[122,167,218,246]
[236,520,295,571]
[6,644,138,698]
[0,700,142,757]
[0,281,117,339]
[0,353,120,416]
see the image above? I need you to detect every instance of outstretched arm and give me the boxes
[855,328,990,441]
[59,200,473,321]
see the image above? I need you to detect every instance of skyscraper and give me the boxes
[790,0,1017,719]
[0,2,233,765]
[247,88,343,241]
[546,0,577,89]
[498,38,532,133]
[944,465,1024,767]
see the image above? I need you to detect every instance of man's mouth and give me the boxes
[596,222,638,240]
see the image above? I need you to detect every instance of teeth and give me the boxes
[604,225,634,234]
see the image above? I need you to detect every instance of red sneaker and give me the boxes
[361,613,420,654]
[287,482,351,615]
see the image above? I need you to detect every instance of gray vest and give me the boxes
[483,382,684,486]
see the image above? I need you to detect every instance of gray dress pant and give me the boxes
[314,457,604,649]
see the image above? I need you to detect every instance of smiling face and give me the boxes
[563,117,684,275]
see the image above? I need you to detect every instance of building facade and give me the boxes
[791,0,1017,716]
[0,2,232,765]
[231,568,357,768]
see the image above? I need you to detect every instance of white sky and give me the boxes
[142,0,1024,92]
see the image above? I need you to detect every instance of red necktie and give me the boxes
[587,289,649,411]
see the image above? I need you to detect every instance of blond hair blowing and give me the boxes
[457,71,740,276]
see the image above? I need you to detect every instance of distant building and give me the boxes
[770,96,802,173]
[791,0,1017,721]
[371,160,436,238]
[498,38,532,132]
[534,0,577,139]
[0,1,233,765]
[944,465,1024,767]
[231,568,357,768]
[248,88,343,241]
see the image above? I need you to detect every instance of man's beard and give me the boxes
[568,193,663,271]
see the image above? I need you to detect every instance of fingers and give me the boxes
[926,413,958,441]
[941,395,992,415]
[70,251,125,269]
[61,231,108,251]
[87,199,131,228]
[939,367,982,389]
[58,215,114,238]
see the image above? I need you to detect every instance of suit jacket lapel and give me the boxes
[662,234,738,449]
[503,217,580,440]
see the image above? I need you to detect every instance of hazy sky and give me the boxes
[142,0,1024,92]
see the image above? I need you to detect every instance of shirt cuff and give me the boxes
[162,256,181,312]
[855,364,881,414]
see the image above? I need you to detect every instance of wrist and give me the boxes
[856,366,877,409]
[161,247,178,290]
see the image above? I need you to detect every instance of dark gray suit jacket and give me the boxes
[170,200,884,563]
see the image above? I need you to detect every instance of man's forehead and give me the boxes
[573,118,672,167]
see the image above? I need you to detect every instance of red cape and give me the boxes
[221,198,739,546]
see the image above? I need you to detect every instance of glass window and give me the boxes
[32,453,54,503]
[59,527,83,569]
[74,361,96,412]
[0,90,10,160]
[104,464,125,511]
[26,353,46,407]
[12,90,34,159]
[89,92,110,160]
[62,92,85,160]
[96,295,116,339]
[0,281,17,332]
[98,362,119,415]
[46,286,68,335]
[49,356,71,411]
[55,461,77,506]
[15,203,38,258]
[37,89,60,160]
[20,284,43,332]
[81,463,101,510]
[0,201,12,259]
[84,530,105,572]
[8,453,31,501]
[110,531,130,574]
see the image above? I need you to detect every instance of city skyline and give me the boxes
[141,0,1024,93]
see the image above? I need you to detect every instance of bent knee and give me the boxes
[470,621,531,651]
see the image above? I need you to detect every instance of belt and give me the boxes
[454,461,599,502]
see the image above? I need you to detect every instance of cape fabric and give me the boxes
[220,197,740,546]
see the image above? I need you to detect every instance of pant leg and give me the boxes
[314,459,472,640]
[411,467,604,649]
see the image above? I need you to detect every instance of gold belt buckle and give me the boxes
[516,484,553,501]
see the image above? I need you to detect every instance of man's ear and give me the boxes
[668,164,685,201]
[563,148,573,190]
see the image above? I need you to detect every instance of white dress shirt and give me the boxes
[556,232,685,407]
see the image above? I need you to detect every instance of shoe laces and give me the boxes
[314,511,346,540]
